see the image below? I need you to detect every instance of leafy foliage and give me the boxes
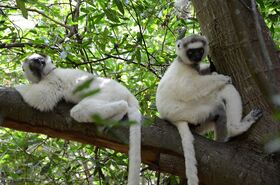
[0,0,279,184]
[257,0,280,47]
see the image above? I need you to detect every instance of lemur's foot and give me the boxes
[251,108,263,120]
[248,108,263,122]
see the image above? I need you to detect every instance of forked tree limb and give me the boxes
[0,87,279,185]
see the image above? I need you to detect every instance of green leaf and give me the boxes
[104,9,120,23]
[40,162,51,175]
[80,89,100,99]
[16,0,28,19]
[256,0,265,8]
[135,48,141,63]
[73,77,95,94]
[114,0,125,15]
[93,13,105,23]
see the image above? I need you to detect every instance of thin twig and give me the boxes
[75,54,160,78]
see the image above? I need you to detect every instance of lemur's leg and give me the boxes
[213,105,228,142]
[195,105,228,142]
[70,98,128,123]
[219,84,262,138]
[239,108,262,131]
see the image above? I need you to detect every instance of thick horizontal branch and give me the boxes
[0,87,279,185]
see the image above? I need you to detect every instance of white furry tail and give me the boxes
[175,121,198,185]
[127,97,142,185]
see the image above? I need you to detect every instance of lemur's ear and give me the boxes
[201,36,208,45]
[39,55,53,64]
[176,40,182,49]
[46,56,53,63]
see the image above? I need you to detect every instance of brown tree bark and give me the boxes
[192,0,280,148]
[190,0,280,183]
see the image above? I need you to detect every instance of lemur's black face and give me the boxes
[186,48,204,63]
[23,54,55,83]
[26,56,46,80]
[176,35,209,65]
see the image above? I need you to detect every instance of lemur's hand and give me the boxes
[216,74,232,84]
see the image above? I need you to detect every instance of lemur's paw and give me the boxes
[224,75,232,84]
[218,75,232,84]
[70,108,90,123]
[251,108,263,121]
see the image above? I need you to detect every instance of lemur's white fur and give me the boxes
[16,54,141,185]
[156,35,262,185]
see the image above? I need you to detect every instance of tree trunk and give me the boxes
[192,0,280,148]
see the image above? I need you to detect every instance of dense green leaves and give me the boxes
[257,0,280,47]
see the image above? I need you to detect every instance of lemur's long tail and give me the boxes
[127,96,142,185]
[175,121,198,185]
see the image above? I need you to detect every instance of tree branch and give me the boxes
[0,87,279,185]
[0,5,71,30]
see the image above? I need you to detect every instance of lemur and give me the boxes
[16,54,142,185]
[156,35,263,185]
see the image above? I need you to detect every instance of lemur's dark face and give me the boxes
[186,47,205,63]
[22,54,55,83]
[176,35,209,65]
[27,55,46,80]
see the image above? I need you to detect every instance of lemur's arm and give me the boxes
[199,61,216,75]
[16,82,63,111]
[194,74,231,98]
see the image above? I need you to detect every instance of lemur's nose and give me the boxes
[33,58,45,65]
[186,48,204,62]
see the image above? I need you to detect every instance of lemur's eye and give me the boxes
[33,58,45,65]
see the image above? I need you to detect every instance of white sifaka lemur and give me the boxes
[16,54,141,185]
[156,35,263,185]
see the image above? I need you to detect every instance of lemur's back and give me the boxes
[50,68,136,105]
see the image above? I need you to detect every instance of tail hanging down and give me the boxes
[127,97,142,185]
[175,121,198,185]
